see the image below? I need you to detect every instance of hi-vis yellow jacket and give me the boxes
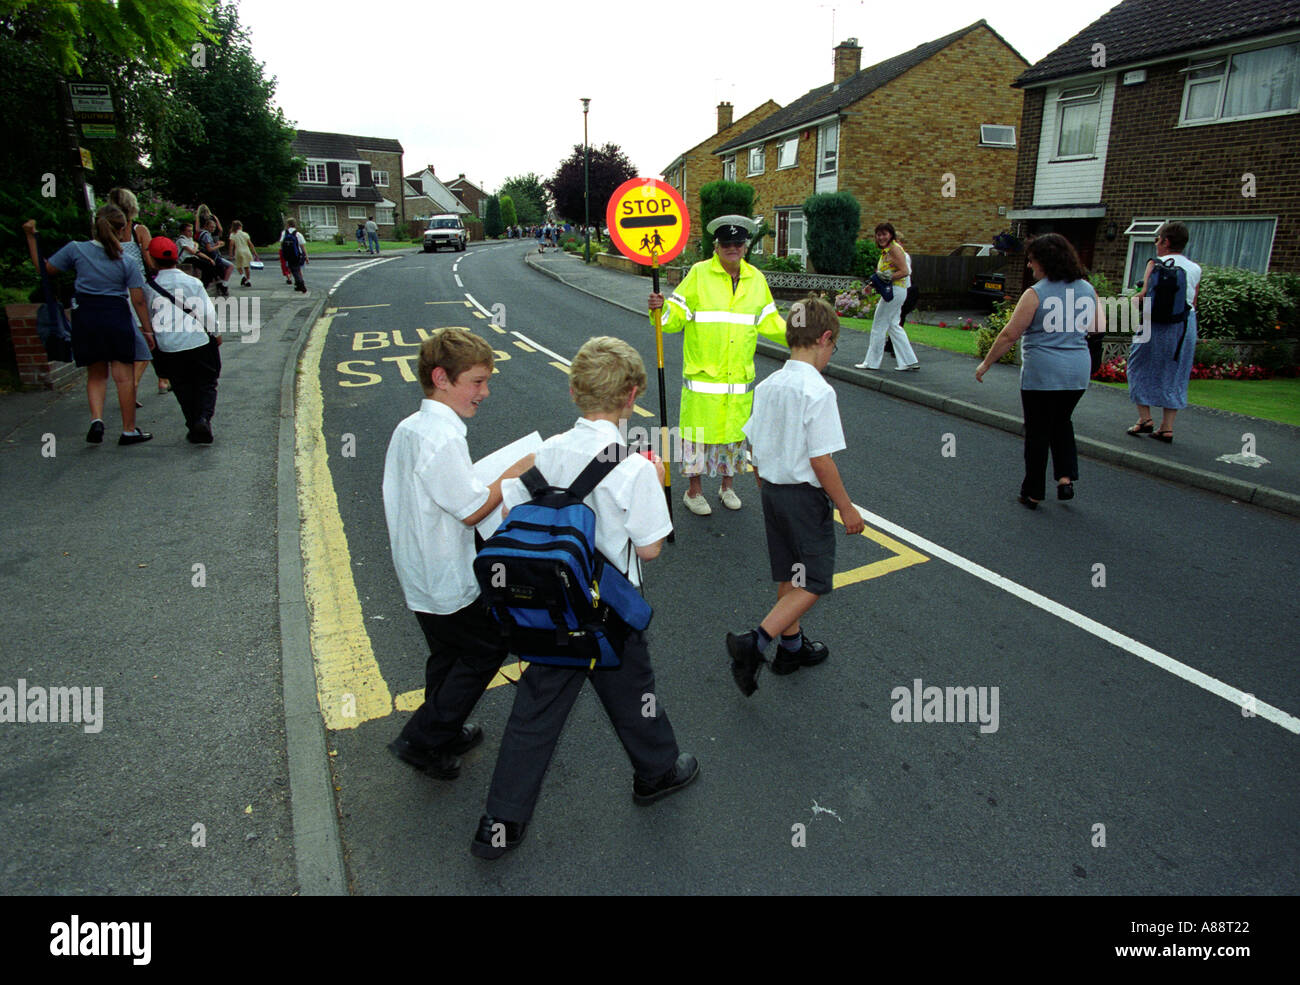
[655,255,786,445]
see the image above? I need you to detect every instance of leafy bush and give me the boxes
[976,299,1019,364]
[1268,271,1300,333]
[484,196,503,238]
[332,232,346,245]
[1196,266,1289,340]
[802,192,860,275]
[698,180,755,258]
[852,238,882,280]
[754,255,802,273]
[1194,340,1233,366]
[1088,269,1116,299]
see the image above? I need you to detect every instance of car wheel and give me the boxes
[423,245,432,253]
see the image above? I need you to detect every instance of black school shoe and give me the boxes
[726,631,764,696]
[187,417,214,444]
[118,429,153,446]
[633,753,700,805]
[770,638,830,676]
[86,420,105,443]
[470,814,527,860]
[387,737,461,780]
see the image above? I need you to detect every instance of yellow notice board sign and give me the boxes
[605,178,690,265]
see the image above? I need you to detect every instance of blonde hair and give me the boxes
[107,187,138,220]
[786,294,840,348]
[94,205,127,260]
[570,337,646,414]
[230,220,242,232]
[417,328,494,394]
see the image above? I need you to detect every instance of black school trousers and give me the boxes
[398,599,507,751]
[155,337,221,429]
[484,631,680,824]
[1020,387,1085,501]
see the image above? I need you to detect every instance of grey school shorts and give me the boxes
[760,482,836,595]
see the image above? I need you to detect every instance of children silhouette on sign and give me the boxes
[638,229,667,255]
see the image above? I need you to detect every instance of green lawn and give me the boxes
[840,316,982,356]
[1094,378,1300,427]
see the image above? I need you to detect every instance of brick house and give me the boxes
[404,166,473,221]
[1007,0,1300,295]
[289,130,404,240]
[712,23,1028,266]
[662,99,782,249]
[446,174,489,222]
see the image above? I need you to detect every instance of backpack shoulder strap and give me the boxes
[520,466,548,498]
[567,443,623,500]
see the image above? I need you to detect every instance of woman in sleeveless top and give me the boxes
[976,233,1105,508]
[855,222,919,371]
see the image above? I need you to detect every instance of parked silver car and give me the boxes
[423,214,467,252]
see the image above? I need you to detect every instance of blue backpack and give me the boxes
[1146,256,1191,358]
[281,229,305,266]
[473,444,653,670]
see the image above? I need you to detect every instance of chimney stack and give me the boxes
[834,38,861,84]
[717,101,734,133]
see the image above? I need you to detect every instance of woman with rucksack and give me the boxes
[22,207,157,445]
[1125,221,1200,444]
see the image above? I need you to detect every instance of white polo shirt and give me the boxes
[148,267,216,353]
[382,400,490,614]
[743,359,846,486]
[500,417,672,588]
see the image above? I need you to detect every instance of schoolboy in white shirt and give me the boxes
[727,296,865,696]
[471,336,699,860]
[382,329,533,779]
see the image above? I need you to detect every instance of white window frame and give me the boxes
[348,206,367,219]
[339,163,359,186]
[748,145,765,176]
[1178,41,1300,126]
[1122,215,1278,287]
[376,206,394,224]
[776,137,798,169]
[722,155,737,181]
[750,214,764,255]
[301,205,338,236]
[299,162,327,184]
[1054,84,1102,159]
[372,169,389,188]
[817,121,838,176]
[980,124,1016,147]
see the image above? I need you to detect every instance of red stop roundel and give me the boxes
[606,178,690,266]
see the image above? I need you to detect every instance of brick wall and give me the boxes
[360,148,405,233]
[837,28,1025,256]
[1096,60,1299,280]
[742,132,818,253]
[5,304,82,388]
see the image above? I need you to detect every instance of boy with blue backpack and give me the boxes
[470,336,698,859]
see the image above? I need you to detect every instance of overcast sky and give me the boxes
[237,0,1121,196]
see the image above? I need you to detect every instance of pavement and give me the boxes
[525,248,1300,517]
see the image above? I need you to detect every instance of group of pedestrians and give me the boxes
[22,189,229,446]
[355,217,380,254]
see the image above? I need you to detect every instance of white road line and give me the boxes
[454,274,463,287]
[464,292,492,318]
[852,503,1300,735]
[509,330,570,365]
[327,256,397,295]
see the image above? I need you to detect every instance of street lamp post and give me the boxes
[582,97,591,263]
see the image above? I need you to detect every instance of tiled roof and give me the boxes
[1017,0,1300,85]
[288,185,384,204]
[717,21,1020,152]
[292,130,403,159]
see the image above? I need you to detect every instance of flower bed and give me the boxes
[1094,357,1283,383]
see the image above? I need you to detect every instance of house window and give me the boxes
[1180,42,1300,124]
[478,199,486,218]
[980,124,1016,147]
[339,163,359,187]
[748,146,765,176]
[751,215,764,255]
[1056,85,1101,157]
[817,121,838,176]
[301,205,337,235]
[775,209,805,265]
[1122,216,1277,287]
[348,206,367,219]
[777,137,798,169]
[372,169,389,187]
[299,163,327,184]
[376,207,394,224]
[722,155,737,181]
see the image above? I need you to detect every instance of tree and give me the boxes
[546,143,636,234]
[499,173,547,226]
[803,191,860,275]
[698,180,755,259]
[152,2,298,244]
[484,195,503,238]
[499,193,517,229]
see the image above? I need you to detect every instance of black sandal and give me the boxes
[1126,419,1154,435]
[1151,429,1174,443]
